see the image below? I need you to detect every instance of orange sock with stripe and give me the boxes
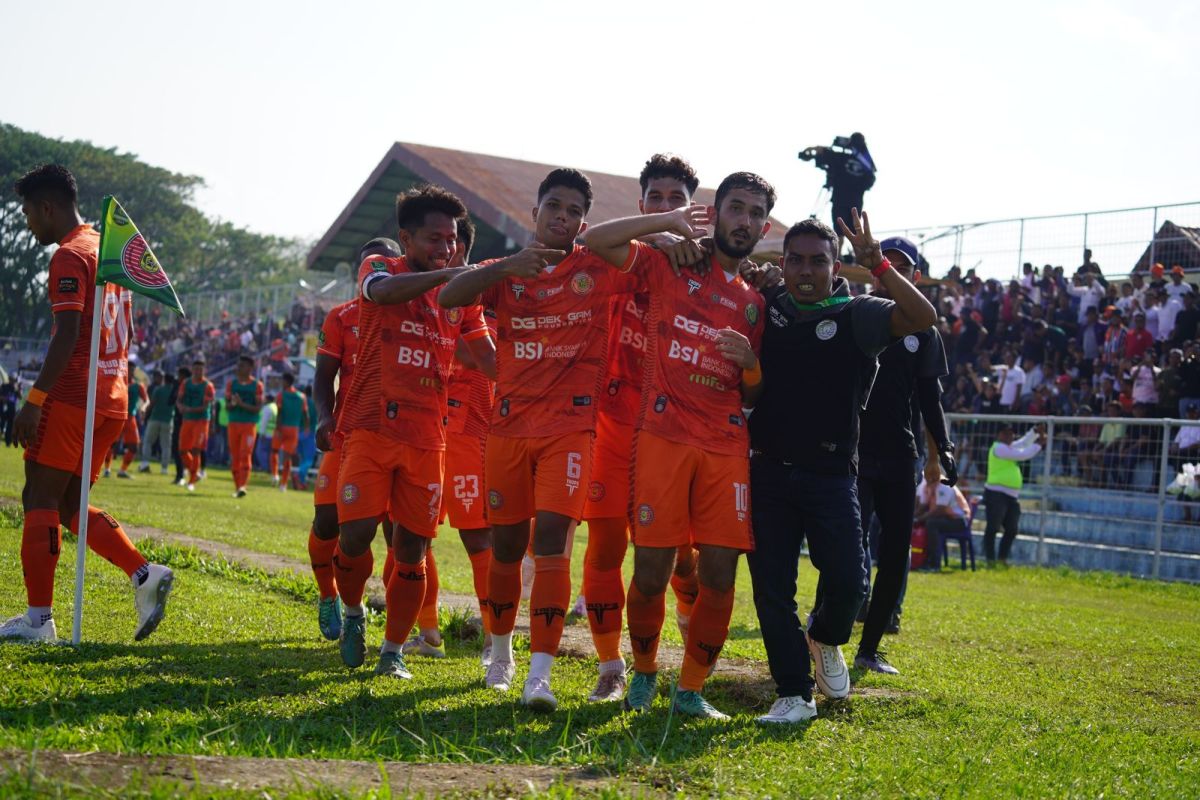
[625,582,665,674]
[530,555,570,656]
[384,556,426,646]
[486,558,522,636]
[417,547,439,632]
[679,585,735,691]
[334,547,373,610]
[21,510,61,607]
[69,506,148,578]
[467,548,492,634]
[583,517,628,662]
[670,547,699,619]
[307,530,338,599]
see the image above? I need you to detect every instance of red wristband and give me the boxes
[870,257,893,279]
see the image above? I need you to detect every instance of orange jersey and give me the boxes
[598,293,650,426]
[47,224,132,419]
[624,242,764,456]
[479,245,639,438]
[446,360,494,440]
[339,256,487,450]
[316,298,360,425]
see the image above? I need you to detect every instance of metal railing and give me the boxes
[878,201,1200,282]
[946,412,1200,582]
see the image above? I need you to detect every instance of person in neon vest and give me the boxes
[983,422,1047,565]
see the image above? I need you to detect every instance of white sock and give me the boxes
[599,657,626,676]
[419,628,442,645]
[26,607,52,628]
[492,632,514,664]
[344,604,365,618]
[529,652,554,683]
[380,638,402,654]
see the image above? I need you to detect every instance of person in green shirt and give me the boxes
[139,370,175,475]
[226,355,264,498]
[273,372,308,491]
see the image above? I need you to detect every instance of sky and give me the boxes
[3,0,1198,276]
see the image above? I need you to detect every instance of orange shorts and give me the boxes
[313,437,343,506]
[583,412,634,520]
[274,425,299,455]
[485,431,594,525]
[24,399,125,482]
[630,429,753,552]
[180,419,209,452]
[336,428,444,538]
[121,416,141,448]
[442,432,487,530]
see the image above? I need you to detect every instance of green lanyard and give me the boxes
[787,294,852,312]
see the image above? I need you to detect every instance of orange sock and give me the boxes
[69,506,148,578]
[583,517,628,662]
[486,558,522,636]
[187,452,200,483]
[334,547,374,609]
[280,457,292,487]
[679,585,735,691]
[307,530,338,599]
[530,555,570,656]
[417,547,439,631]
[382,545,396,587]
[269,450,278,477]
[103,450,113,470]
[21,510,61,607]
[384,555,427,645]
[626,582,666,674]
[467,548,492,634]
[671,547,699,619]
[120,451,135,471]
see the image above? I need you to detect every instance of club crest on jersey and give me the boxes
[488,489,503,509]
[588,481,605,502]
[341,484,360,504]
[571,271,595,296]
[511,283,526,299]
[815,319,838,341]
[904,334,920,353]
[317,474,330,490]
[687,278,702,295]
[636,504,655,526]
[445,307,463,325]
[745,304,760,325]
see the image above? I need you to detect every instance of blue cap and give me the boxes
[879,236,919,267]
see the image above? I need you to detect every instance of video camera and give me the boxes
[798,135,856,161]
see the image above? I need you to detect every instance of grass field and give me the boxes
[1,446,1199,798]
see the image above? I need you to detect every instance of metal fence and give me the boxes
[170,280,356,329]
[878,202,1200,282]
[946,412,1200,582]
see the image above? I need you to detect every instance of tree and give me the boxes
[0,122,303,336]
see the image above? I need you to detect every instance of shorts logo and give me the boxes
[571,271,595,296]
[653,394,668,413]
[636,504,654,526]
[57,277,80,295]
[815,319,838,341]
[512,283,525,299]
[317,474,330,490]
[370,260,388,272]
[588,481,605,501]
[607,378,620,396]
[386,401,399,419]
[904,334,920,353]
[445,307,463,325]
[341,484,360,504]
[488,489,503,509]
[499,398,510,417]
[687,279,702,295]
[745,303,760,325]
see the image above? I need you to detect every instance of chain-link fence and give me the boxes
[947,413,1200,582]
[878,202,1200,282]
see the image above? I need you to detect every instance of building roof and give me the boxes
[307,142,789,272]
[1133,221,1200,273]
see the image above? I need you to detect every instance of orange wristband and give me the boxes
[870,257,893,279]
[26,388,47,407]
[742,363,763,387]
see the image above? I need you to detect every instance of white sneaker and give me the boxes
[160,466,169,476]
[571,594,587,617]
[103,468,111,478]
[485,659,515,692]
[198,470,207,480]
[520,555,534,601]
[186,483,196,492]
[757,695,817,724]
[175,478,186,487]
[0,614,58,643]
[133,564,174,641]
[806,629,850,699]
[271,474,281,487]
[521,677,558,712]
[279,483,287,493]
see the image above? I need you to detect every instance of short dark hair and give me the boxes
[282,372,295,386]
[456,216,476,259]
[238,354,255,365]
[782,218,839,261]
[395,185,467,234]
[15,164,78,207]
[639,154,699,196]
[537,168,593,214]
[714,172,776,215]
[358,237,402,262]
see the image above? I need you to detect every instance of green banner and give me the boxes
[97,195,185,316]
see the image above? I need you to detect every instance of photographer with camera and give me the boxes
[800,133,876,237]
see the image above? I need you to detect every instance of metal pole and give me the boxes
[1149,206,1159,270]
[1017,218,1025,278]
[1152,420,1171,579]
[1082,213,1089,257]
[1038,418,1054,566]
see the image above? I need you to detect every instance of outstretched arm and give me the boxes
[438,245,565,308]
[838,209,936,336]
[581,206,710,269]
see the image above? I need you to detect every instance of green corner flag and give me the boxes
[97,195,185,316]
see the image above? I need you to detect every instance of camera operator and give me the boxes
[799,133,876,236]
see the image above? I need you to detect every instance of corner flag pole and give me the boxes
[71,284,106,646]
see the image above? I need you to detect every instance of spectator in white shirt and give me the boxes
[1131,352,1160,407]
[915,461,972,572]
[1165,266,1194,304]
[1159,292,1183,344]
[1069,273,1106,324]
[996,352,1025,410]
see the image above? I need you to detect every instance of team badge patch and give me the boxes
[445,307,463,325]
[488,490,504,509]
[571,271,595,296]
[636,504,655,526]
[341,484,359,504]
[317,474,330,490]
[745,304,759,325]
[904,335,920,353]
[588,481,605,502]
[815,319,838,341]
